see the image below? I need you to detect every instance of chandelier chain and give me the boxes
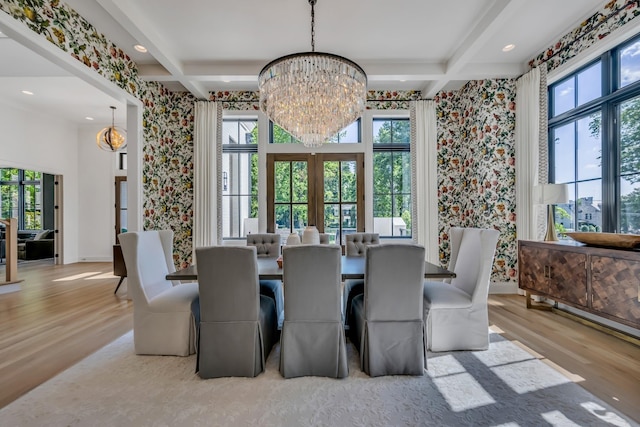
[310,0,315,52]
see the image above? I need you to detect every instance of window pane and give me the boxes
[341,161,357,202]
[1,184,19,219]
[577,62,601,106]
[324,161,339,202]
[373,152,392,191]
[341,204,357,232]
[620,39,640,88]
[620,175,640,233]
[552,122,576,183]
[392,152,411,194]
[23,184,41,229]
[392,120,410,143]
[274,162,291,202]
[291,161,307,203]
[577,113,601,181]
[620,96,640,178]
[328,121,360,143]
[324,204,340,234]
[373,119,410,144]
[223,119,257,145]
[555,183,575,233]
[275,204,291,234]
[577,180,602,232]
[553,78,575,116]
[1,168,19,181]
[292,205,308,233]
[222,152,258,238]
[394,194,411,236]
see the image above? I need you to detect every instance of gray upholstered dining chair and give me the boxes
[280,244,348,379]
[343,232,380,328]
[423,227,500,352]
[246,233,284,326]
[350,244,427,377]
[118,230,199,356]
[194,246,278,378]
[319,233,330,244]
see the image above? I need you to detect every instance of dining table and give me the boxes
[166,255,455,281]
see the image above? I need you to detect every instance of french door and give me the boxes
[267,153,364,245]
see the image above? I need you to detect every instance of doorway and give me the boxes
[267,153,364,244]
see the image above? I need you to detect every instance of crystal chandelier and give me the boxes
[96,106,126,152]
[258,0,367,148]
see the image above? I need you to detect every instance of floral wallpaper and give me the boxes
[3,0,638,275]
[0,0,196,267]
[435,80,517,283]
[529,0,640,73]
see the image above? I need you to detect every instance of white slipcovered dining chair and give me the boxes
[246,233,284,326]
[423,227,500,352]
[195,246,278,378]
[350,244,426,376]
[118,230,199,356]
[280,244,348,379]
[343,233,380,328]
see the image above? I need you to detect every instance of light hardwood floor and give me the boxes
[0,261,638,422]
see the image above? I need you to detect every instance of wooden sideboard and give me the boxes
[518,239,640,330]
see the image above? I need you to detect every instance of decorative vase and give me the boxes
[301,225,320,244]
[286,232,301,246]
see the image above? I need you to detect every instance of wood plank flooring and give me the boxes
[0,260,132,409]
[0,261,638,422]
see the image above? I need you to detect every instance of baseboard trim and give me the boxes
[78,257,111,262]
[489,281,518,294]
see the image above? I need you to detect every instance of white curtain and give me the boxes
[193,101,220,257]
[515,68,543,241]
[412,100,439,264]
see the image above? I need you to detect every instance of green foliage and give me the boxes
[590,98,640,183]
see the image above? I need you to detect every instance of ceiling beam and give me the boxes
[97,0,209,99]
[422,0,526,98]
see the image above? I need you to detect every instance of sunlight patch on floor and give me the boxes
[53,272,102,281]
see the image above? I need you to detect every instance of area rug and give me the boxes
[1,330,636,427]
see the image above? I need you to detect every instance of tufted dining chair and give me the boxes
[350,244,426,376]
[194,246,278,378]
[118,230,199,356]
[423,227,499,352]
[343,233,380,328]
[246,233,284,326]
[280,244,348,379]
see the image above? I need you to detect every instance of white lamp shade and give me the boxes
[535,183,569,205]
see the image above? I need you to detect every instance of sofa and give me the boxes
[0,229,55,261]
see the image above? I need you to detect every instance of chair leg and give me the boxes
[114,276,125,294]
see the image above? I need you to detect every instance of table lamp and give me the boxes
[535,183,569,241]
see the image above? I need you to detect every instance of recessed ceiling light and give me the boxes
[21,90,34,95]
[85,116,94,121]
[502,44,515,52]
[133,44,148,53]
[222,80,231,83]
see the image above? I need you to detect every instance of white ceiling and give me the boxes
[0,0,606,123]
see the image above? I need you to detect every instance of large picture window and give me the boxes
[372,118,411,237]
[548,33,640,234]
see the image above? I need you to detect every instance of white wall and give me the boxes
[0,101,115,263]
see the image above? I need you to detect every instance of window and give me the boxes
[270,120,361,144]
[548,33,640,234]
[221,118,258,238]
[0,168,43,230]
[372,118,412,237]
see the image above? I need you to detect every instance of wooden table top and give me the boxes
[166,255,455,281]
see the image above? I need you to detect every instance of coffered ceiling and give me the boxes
[0,0,606,124]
